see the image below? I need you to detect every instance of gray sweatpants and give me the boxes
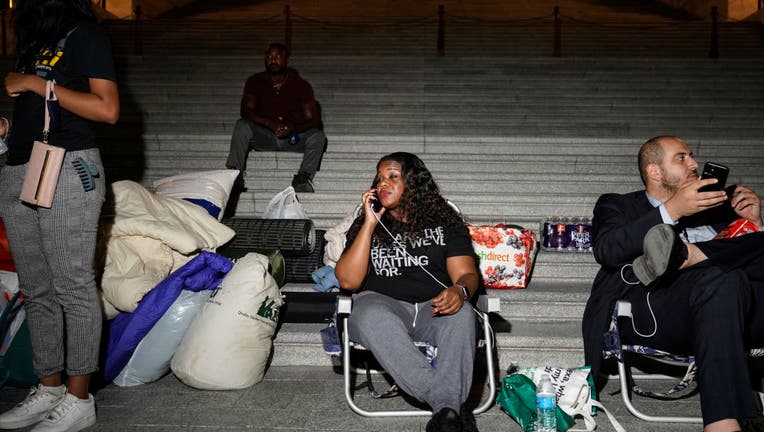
[0,148,105,377]
[348,290,476,412]
[225,118,326,177]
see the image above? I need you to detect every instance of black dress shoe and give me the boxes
[426,408,461,432]
[632,224,688,286]
[460,404,478,432]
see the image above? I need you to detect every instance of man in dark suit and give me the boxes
[583,136,764,432]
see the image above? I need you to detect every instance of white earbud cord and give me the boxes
[620,264,658,338]
[370,206,495,346]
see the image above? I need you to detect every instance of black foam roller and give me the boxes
[222,218,315,256]
[284,230,326,283]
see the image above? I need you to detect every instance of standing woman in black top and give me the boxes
[0,0,118,431]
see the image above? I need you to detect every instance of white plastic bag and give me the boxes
[519,366,625,432]
[262,186,306,219]
[0,271,24,356]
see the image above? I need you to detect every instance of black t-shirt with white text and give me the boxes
[6,21,117,165]
[346,223,475,303]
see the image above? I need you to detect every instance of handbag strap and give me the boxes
[42,80,57,143]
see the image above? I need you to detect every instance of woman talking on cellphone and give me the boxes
[335,152,481,432]
[0,0,118,431]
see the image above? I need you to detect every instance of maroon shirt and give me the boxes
[243,70,315,125]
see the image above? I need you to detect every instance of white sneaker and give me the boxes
[0,384,66,429]
[31,393,96,432]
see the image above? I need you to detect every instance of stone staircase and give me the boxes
[0,1,762,374]
[101,18,764,58]
[69,53,762,371]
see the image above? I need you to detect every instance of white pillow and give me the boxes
[153,170,239,220]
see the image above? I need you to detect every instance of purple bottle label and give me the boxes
[571,223,592,250]
[542,221,554,248]
[550,223,568,249]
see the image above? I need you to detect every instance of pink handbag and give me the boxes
[20,80,64,208]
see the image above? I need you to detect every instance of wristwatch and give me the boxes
[455,284,470,301]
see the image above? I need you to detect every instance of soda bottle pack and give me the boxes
[541,217,592,252]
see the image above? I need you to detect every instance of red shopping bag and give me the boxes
[467,224,538,289]
[714,218,760,239]
[0,218,15,272]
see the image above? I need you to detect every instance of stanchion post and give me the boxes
[134,5,143,56]
[284,5,292,52]
[553,6,561,57]
[437,4,445,56]
[709,6,719,58]
[1,3,7,57]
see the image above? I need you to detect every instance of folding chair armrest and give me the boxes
[476,295,500,314]
[338,295,353,315]
[615,300,633,319]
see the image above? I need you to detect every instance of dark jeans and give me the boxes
[226,118,326,177]
[620,232,764,425]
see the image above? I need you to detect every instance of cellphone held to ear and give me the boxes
[698,162,729,193]
[369,179,383,212]
[370,194,382,212]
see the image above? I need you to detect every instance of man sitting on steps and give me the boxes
[583,135,764,432]
[225,42,326,193]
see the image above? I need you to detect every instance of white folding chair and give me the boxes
[604,300,764,424]
[338,294,500,417]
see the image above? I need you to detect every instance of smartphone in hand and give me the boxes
[698,162,729,193]
[370,179,382,212]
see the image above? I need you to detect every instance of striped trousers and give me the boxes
[0,148,104,377]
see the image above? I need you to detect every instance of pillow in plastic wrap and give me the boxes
[153,169,239,220]
[171,252,282,390]
[112,289,212,386]
[103,252,232,382]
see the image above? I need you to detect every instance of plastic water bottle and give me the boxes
[536,374,557,432]
[280,117,300,145]
[288,130,300,145]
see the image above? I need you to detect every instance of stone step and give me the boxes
[112,61,764,74]
[105,134,764,156]
[110,122,764,140]
[110,107,764,122]
[6,56,755,81]
[102,20,764,57]
[271,318,585,369]
[133,144,764,162]
[283,279,592,321]
[272,279,593,369]
[117,96,764,112]
[128,152,764,189]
